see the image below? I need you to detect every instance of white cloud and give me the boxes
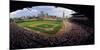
[10,6,76,18]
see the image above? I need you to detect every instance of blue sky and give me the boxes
[10,6,76,18]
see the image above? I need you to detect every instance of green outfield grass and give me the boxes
[17,20,63,34]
